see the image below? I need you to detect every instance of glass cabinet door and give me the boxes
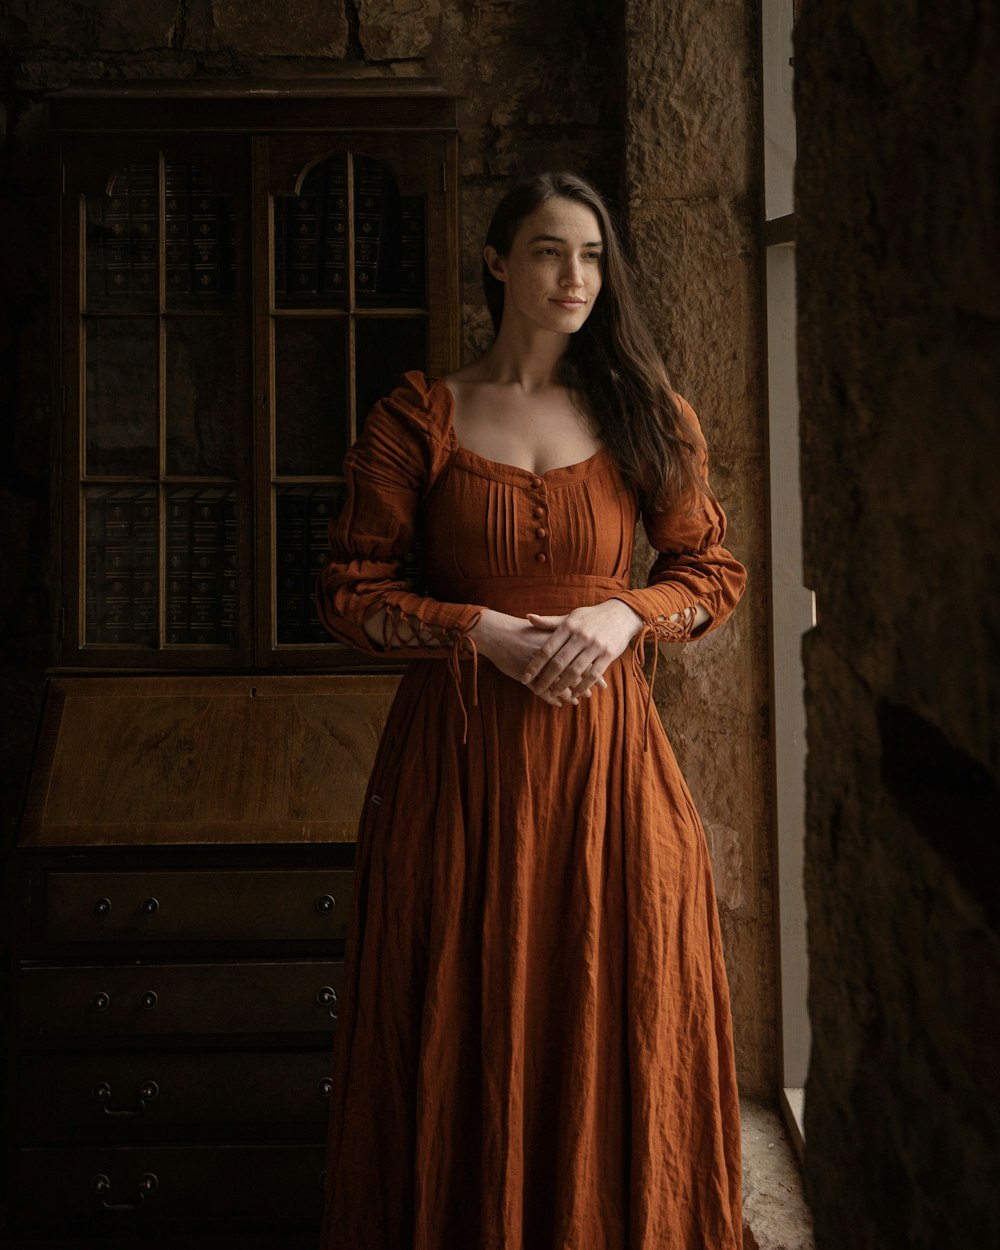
[258,136,450,660]
[64,138,252,665]
[55,98,459,672]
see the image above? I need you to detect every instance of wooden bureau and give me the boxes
[4,674,397,1246]
[0,81,460,1248]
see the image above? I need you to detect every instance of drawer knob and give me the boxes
[93,1079,159,1116]
[318,1076,333,1098]
[139,990,158,1011]
[140,897,159,915]
[93,898,111,916]
[315,894,336,914]
[318,1168,327,1191]
[90,992,110,1011]
[92,1171,158,1211]
[316,985,338,1020]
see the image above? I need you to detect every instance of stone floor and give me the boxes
[741,1096,816,1250]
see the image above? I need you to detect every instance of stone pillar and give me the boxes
[795,1,1000,1244]
[622,0,777,1099]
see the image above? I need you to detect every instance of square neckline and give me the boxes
[430,374,611,483]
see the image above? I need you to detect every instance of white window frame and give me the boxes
[762,0,814,1160]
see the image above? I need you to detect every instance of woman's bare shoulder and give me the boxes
[443,360,495,392]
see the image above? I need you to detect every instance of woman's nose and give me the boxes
[561,259,584,287]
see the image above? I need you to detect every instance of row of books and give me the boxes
[274,487,425,644]
[84,483,425,648]
[84,488,238,647]
[163,162,237,298]
[275,488,344,644]
[164,489,238,645]
[85,489,158,645]
[85,161,237,303]
[274,156,425,304]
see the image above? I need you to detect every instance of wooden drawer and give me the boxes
[19,960,343,1040]
[14,1049,334,1141]
[39,868,354,944]
[13,1144,325,1230]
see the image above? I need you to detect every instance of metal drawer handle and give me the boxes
[139,990,158,1011]
[90,992,110,1011]
[316,985,338,1020]
[315,895,336,914]
[92,1171,158,1211]
[93,1079,159,1116]
[93,898,111,916]
[317,1076,333,1098]
[140,897,159,915]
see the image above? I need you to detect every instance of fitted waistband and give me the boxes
[431,574,630,617]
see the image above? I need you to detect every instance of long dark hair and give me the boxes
[482,171,704,509]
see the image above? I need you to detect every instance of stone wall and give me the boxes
[623,0,776,1098]
[0,0,774,1099]
[795,1,1000,1245]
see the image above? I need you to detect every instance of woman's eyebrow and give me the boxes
[526,233,604,247]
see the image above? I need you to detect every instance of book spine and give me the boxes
[399,196,426,300]
[275,492,309,643]
[129,164,157,299]
[165,492,192,643]
[306,490,342,641]
[165,162,191,297]
[354,159,387,296]
[274,199,288,299]
[289,188,319,298]
[85,489,157,645]
[191,190,221,295]
[221,495,238,646]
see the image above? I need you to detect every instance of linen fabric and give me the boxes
[316,371,747,1250]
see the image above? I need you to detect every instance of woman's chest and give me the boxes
[420,455,639,583]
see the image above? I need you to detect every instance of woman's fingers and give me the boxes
[525,612,561,631]
[521,614,567,684]
[533,640,610,700]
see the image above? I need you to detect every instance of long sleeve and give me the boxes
[316,373,485,661]
[610,396,747,643]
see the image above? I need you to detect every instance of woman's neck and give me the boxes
[469,321,571,392]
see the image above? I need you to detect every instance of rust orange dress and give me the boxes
[316,371,747,1250]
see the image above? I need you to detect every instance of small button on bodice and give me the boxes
[533,505,546,519]
[535,552,548,564]
[530,476,542,488]
[536,527,547,539]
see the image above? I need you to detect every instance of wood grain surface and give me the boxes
[21,675,399,846]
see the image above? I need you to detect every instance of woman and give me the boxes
[316,171,747,1250]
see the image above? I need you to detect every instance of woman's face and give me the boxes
[486,196,604,338]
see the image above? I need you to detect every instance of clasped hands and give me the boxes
[469,600,647,707]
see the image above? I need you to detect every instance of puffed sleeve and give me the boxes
[316,371,486,660]
[610,395,747,642]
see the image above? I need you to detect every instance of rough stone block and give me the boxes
[625,0,756,198]
[358,0,439,61]
[2,0,180,51]
[195,0,349,57]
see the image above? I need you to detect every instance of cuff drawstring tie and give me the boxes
[631,608,697,749]
[380,604,482,746]
[448,623,480,745]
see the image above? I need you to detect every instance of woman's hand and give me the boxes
[469,608,607,706]
[521,600,646,702]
